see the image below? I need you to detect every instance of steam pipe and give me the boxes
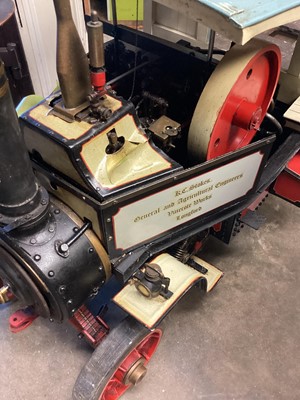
[87,11,105,69]
[0,61,39,217]
[87,10,106,93]
[110,0,120,71]
[53,0,91,109]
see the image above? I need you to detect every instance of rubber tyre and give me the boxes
[73,316,161,400]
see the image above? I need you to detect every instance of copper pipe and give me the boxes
[53,0,91,109]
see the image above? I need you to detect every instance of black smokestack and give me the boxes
[0,61,40,217]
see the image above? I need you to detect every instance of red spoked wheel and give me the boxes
[73,317,162,400]
[188,39,281,162]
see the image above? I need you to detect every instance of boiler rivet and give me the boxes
[58,285,66,294]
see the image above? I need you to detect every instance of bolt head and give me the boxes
[58,285,66,294]
[60,243,69,253]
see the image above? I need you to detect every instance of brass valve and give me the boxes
[134,263,172,299]
[0,284,10,304]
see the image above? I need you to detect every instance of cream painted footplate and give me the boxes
[113,253,223,328]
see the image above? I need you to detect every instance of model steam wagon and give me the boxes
[0,0,299,399]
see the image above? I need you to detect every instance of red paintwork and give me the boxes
[212,222,222,232]
[91,70,106,92]
[207,44,281,160]
[240,190,269,217]
[9,307,38,333]
[99,329,162,400]
[273,151,300,203]
[287,151,300,174]
[69,305,109,348]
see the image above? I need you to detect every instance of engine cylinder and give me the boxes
[0,197,108,321]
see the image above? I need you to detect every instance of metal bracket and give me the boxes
[0,43,22,79]
[240,210,267,230]
[9,306,39,333]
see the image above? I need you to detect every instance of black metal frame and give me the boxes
[103,22,214,65]
[30,129,300,285]
[111,132,300,282]
[101,137,273,257]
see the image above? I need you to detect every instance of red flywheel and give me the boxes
[188,39,281,162]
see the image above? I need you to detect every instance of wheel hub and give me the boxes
[233,100,262,131]
[123,358,147,386]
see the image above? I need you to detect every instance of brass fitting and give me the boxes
[123,358,147,386]
[87,11,105,69]
[0,284,10,304]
